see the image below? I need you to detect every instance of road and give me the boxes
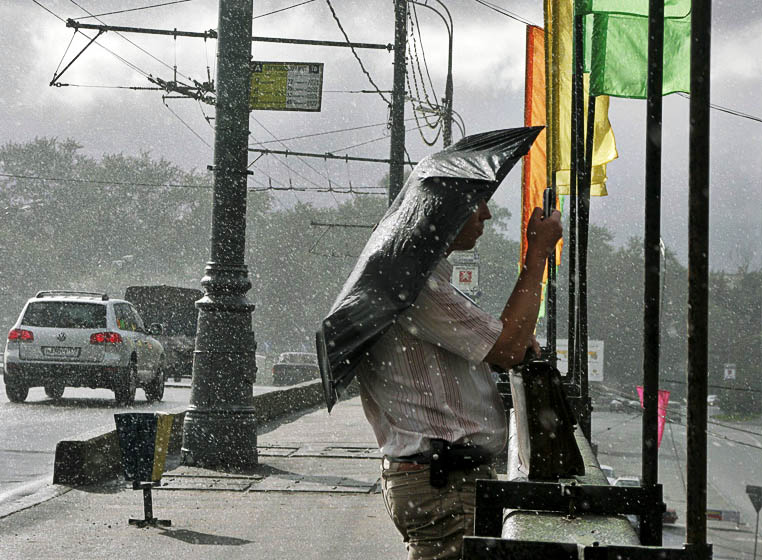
[594,408,762,559]
[0,375,275,504]
[2,377,759,557]
[0,376,195,497]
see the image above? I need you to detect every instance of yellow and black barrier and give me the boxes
[114,412,174,527]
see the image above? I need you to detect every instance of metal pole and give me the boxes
[66,19,393,50]
[569,6,585,390]
[578,94,595,442]
[443,23,453,148]
[181,0,258,470]
[640,0,665,546]
[543,0,558,364]
[754,509,760,560]
[388,0,408,205]
[687,0,711,548]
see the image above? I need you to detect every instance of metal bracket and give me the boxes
[50,28,105,86]
[463,538,712,560]
[474,479,664,538]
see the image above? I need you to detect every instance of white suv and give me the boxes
[4,291,165,405]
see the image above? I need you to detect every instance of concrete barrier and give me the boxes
[53,379,330,486]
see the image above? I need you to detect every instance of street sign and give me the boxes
[748,485,762,513]
[538,339,605,382]
[250,61,323,111]
[706,509,741,524]
[449,249,480,297]
[723,363,737,381]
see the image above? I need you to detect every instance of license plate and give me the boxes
[42,346,81,358]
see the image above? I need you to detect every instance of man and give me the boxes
[357,200,562,560]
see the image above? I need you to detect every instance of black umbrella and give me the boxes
[316,126,543,411]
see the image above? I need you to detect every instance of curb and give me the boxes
[53,379,327,486]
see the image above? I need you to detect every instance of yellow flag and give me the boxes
[549,0,618,196]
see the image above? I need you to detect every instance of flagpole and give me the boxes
[568,1,584,391]
[640,0,665,547]
[578,92,594,443]
[543,0,557,363]
[687,0,711,550]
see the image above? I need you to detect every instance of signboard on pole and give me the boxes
[747,485,762,513]
[537,339,605,382]
[449,250,480,297]
[723,363,737,381]
[250,61,323,111]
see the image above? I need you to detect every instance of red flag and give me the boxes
[521,25,562,279]
[636,386,671,448]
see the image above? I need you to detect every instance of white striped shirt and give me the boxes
[357,259,508,458]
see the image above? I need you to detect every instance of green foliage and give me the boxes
[710,269,762,415]
[1,137,759,412]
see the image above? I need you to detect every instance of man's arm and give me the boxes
[485,207,562,371]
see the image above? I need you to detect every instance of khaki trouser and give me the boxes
[381,461,497,560]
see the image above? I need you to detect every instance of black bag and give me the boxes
[509,359,585,480]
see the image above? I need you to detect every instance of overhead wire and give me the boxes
[67,0,196,83]
[32,0,153,80]
[409,1,440,104]
[250,117,350,192]
[472,0,539,26]
[30,0,66,22]
[254,0,316,20]
[323,0,391,105]
[162,97,212,147]
[676,92,762,125]
[71,0,192,20]
[0,172,210,190]
[249,117,419,146]
[598,383,762,449]
[333,120,435,152]
[405,7,443,145]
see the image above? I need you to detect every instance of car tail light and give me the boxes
[90,332,123,344]
[8,328,34,342]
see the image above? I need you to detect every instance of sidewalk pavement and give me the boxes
[0,396,404,560]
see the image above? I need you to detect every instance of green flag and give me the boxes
[588,11,691,98]
[581,0,691,18]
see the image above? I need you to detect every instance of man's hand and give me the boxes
[526,207,563,259]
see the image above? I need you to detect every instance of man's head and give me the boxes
[448,199,491,253]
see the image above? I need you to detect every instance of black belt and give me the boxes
[388,440,493,488]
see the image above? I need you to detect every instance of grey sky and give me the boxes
[1,0,760,270]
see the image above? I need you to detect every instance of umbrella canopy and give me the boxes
[316,127,544,411]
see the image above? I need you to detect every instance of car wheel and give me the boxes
[114,362,137,405]
[6,381,29,403]
[44,383,65,400]
[145,361,166,403]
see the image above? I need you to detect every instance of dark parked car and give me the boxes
[124,285,202,381]
[272,352,320,386]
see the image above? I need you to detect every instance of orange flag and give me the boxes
[521,25,562,277]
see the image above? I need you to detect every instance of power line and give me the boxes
[676,92,762,125]
[661,377,762,395]
[472,0,538,26]
[32,1,152,81]
[0,172,210,190]
[598,383,762,448]
[250,117,349,191]
[72,0,192,20]
[67,0,195,83]
[254,0,315,20]
[409,2,440,105]
[333,121,434,152]
[323,0,390,105]
[248,117,418,146]
[162,97,212,147]
[31,0,66,22]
